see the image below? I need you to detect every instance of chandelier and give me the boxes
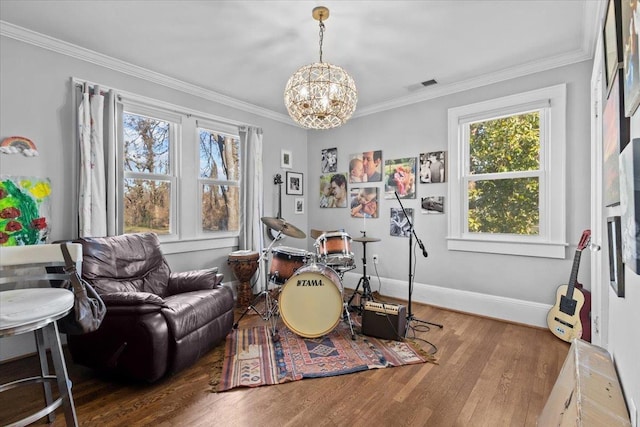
[284,6,358,130]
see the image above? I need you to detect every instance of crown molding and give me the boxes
[355,1,601,118]
[354,48,592,118]
[0,20,295,126]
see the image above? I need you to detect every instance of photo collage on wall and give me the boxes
[319,149,382,209]
[318,146,447,237]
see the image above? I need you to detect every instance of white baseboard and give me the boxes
[341,271,551,328]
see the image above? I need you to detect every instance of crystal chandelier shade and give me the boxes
[284,7,358,130]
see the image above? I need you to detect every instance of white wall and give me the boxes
[307,61,593,327]
[0,36,308,360]
[605,112,640,427]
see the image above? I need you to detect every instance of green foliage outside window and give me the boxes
[467,112,540,235]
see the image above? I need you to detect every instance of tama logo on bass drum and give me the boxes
[296,279,324,286]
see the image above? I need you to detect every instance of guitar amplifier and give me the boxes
[361,301,406,341]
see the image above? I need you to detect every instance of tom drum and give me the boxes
[279,263,343,338]
[315,232,354,269]
[270,246,309,285]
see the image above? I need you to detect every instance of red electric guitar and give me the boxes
[547,230,592,343]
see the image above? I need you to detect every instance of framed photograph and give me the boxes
[281,149,292,169]
[320,173,347,208]
[419,151,447,183]
[321,148,337,173]
[390,207,413,237]
[384,157,417,199]
[286,171,303,195]
[603,70,630,206]
[604,0,623,94]
[619,138,640,274]
[421,196,445,214]
[607,216,625,297]
[622,0,640,116]
[294,197,304,214]
[350,187,379,218]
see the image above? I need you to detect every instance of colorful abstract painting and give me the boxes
[0,176,51,246]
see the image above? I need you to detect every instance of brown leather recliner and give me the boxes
[67,233,234,383]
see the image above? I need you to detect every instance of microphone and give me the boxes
[417,238,428,258]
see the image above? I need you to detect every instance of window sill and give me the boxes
[160,235,238,254]
[446,237,567,259]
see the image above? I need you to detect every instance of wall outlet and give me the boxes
[372,254,379,264]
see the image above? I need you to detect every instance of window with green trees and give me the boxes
[448,85,566,258]
[467,111,541,235]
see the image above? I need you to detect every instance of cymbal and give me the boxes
[310,229,324,239]
[352,236,381,243]
[261,217,306,239]
[309,229,341,239]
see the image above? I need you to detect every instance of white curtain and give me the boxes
[238,126,264,290]
[77,84,117,237]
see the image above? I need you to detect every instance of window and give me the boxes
[121,108,178,236]
[116,99,242,246]
[447,85,567,258]
[197,126,240,233]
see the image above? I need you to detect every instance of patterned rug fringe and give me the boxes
[406,339,439,365]
[208,342,226,392]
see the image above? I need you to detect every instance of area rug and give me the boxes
[215,321,432,392]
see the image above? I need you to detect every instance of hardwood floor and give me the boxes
[0,299,569,427]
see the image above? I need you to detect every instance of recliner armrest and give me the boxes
[101,291,166,307]
[167,267,223,295]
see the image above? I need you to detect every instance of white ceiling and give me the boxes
[0,1,603,121]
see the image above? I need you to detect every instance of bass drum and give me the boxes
[279,263,343,338]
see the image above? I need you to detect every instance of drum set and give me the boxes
[232,217,371,341]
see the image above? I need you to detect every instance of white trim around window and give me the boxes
[447,84,567,259]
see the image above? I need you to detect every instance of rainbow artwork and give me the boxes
[0,136,39,157]
[0,176,51,246]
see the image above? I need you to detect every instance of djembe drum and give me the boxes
[227,250,260,309]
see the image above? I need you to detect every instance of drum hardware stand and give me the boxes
[233,230,283,338]
[341,300,356,340]
[393,192,443,335]
[347,232,377,313]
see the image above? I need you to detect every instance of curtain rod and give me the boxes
[71,77,260,129]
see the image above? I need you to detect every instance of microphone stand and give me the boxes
[394,192,443,336]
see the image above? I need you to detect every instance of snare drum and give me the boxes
[270,246,309,285]
[315,231,354,268]
[279,263,343,338]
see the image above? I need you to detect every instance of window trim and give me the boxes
[195,124,241,238]
[116,99,243,244]
[447,84,567,258]
[118,104,181,240]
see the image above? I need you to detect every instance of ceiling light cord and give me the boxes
[318,19,325,63]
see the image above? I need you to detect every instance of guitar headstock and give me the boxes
[577,229,591,251]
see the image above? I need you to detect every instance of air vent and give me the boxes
[421,79,437,87]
